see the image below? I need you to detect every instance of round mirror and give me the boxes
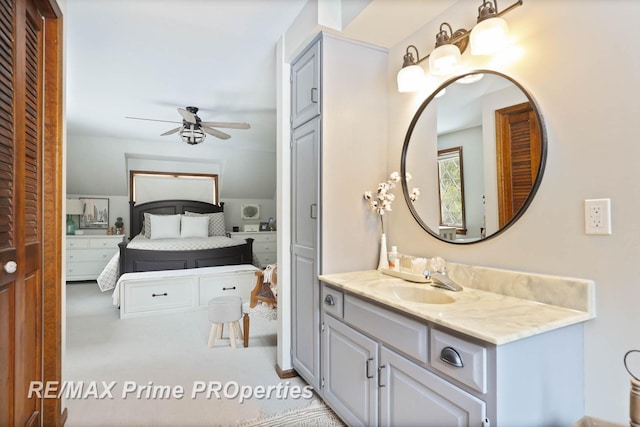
[401,70,547,244]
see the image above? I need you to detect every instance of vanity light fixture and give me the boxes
[396,0,522,92]
[397,45,426,93]
[429,23,467,76]
[470,1,510,55]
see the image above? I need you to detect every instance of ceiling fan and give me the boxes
[126,106,250,145]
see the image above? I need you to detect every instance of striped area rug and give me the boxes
[236,400,345,427]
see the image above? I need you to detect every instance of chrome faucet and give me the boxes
[424,270,463,292]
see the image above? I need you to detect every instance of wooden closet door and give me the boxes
[0,0,45,425]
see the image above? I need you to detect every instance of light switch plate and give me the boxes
[585,198,612,235]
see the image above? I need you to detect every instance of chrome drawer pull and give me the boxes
[152,292,168,297]
[378,364,387,387]
[324,294,335,306]
[365,357,374,379]
[440,346,464,368]
[223,286,236,291]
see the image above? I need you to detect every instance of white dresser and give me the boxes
[66,234,123,281]
[227,231,276,268]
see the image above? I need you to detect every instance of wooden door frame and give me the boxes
[36,0,64,424]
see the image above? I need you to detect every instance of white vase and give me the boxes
[377,233,389,270]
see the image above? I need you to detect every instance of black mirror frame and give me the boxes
[401,69,548,244]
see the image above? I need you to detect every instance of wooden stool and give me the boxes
[207,296,244,348]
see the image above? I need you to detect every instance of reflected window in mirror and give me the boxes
[437,147,466,234]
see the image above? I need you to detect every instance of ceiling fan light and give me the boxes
[397,64,426,93]
[429,44,461,76]
[180,124,206,145]
[470,17,508,55]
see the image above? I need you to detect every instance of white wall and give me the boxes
[387,1,640,422]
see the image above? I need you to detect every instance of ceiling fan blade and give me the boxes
[178,108,197,123]
[200,121,251,130]
[125,116,181,124]
[161,127,181,136]
[202,126,231,140]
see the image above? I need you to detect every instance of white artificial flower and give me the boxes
[363,172,419,229]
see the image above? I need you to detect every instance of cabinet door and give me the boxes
[291,39,321,128]
[322,315,378,426]
[291,118,321,388]
[379,346,486,427]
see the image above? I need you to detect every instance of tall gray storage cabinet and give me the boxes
[289,33,388,398]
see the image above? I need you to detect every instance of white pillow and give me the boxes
[180,215,209,238]
[149,214,181,239]
[184,211,226,236]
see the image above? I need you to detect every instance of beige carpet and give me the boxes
[65,282,319,426]
[236,399,345,427]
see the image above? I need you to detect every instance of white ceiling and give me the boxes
[65,0,457,198]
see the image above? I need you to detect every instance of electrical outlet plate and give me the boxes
[584,198,612,235]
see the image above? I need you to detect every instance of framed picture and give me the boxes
[259,222,269,231]
[241,204,260,220]
[79,197,109,229]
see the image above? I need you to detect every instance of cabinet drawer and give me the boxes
[321,285,343,318]
[66,239,89,249]
[253,242,275,253]
[89,238,120,249]
[430,329,487,393]
[256,253,276,266]
[344,294,428,364]
[253,233,275,243]
[66,261,106,277]
[123,279,193,314]
[67,249,115,263]
[198,272,255,304]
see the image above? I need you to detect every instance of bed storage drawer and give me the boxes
[198,272,255,304]
[122,278,194,315]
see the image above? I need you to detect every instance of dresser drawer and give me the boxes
[430,329,487,393]
[67,248,115,263]
[66,262,107,277]
[253,242,275,253]
[122,279,194,315]
[256,253,276,266]
[66,239,89,249]
[253,233,275,243]
[344,294,428,364]
[89,237,122,249]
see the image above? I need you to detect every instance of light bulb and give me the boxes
[397,64,425,93]
[470,17,508,55]
[429,44,461,76]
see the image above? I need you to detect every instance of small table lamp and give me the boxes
[66,199,84,235]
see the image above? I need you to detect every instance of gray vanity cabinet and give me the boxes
[321,285,486,426]
[379,346,485,426]
[322,314,378,426]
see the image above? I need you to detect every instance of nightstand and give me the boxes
[227,231,276,268]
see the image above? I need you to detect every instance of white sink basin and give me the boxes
[387,285,455,305]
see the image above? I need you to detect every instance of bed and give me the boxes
[97,199,254,292]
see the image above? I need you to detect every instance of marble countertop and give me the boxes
[319,270,595,345]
